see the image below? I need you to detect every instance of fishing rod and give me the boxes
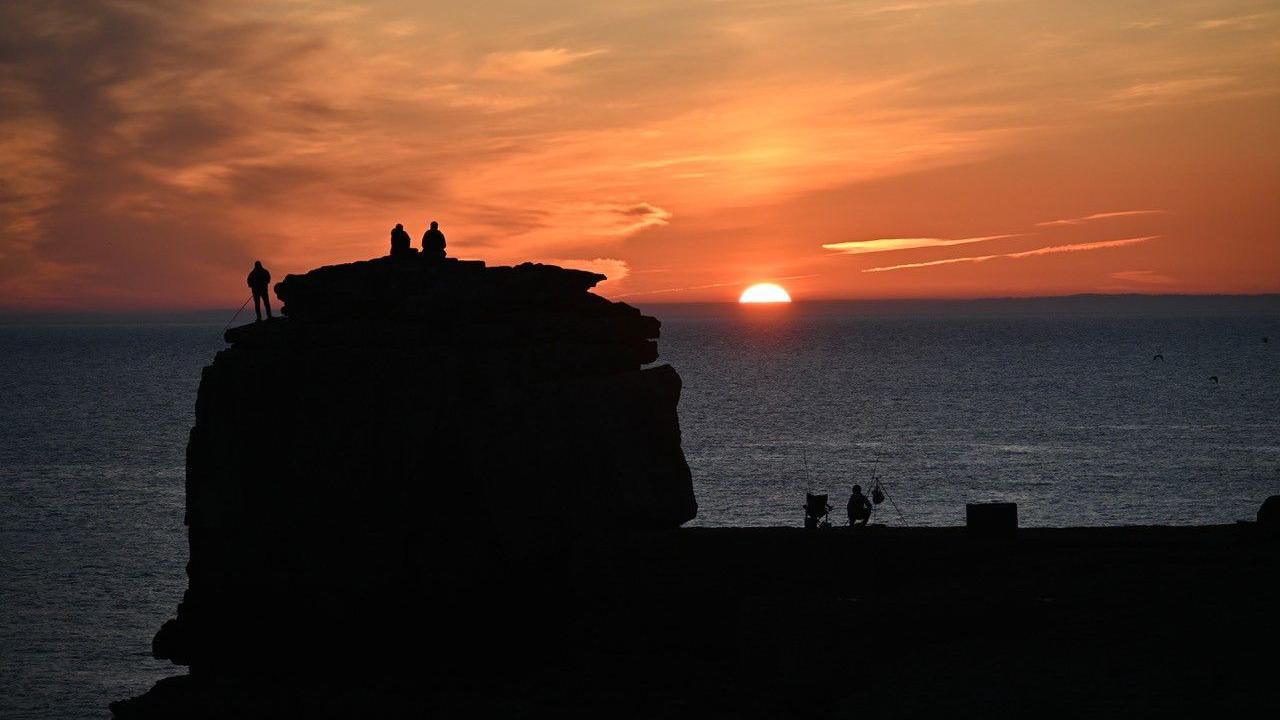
[869,452,908,525]
[875,475,909,525]
[222,294,253,334]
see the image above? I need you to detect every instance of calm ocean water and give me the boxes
[2,297,1279,717]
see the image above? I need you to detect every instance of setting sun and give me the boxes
[739,283,792,303]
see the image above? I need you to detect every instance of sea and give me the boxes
[2,296,1278,718]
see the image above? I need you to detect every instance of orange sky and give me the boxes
[1,0,1277,308]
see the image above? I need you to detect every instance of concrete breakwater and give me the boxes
[116,523,1278,716]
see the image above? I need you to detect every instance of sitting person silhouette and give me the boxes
[390,223,412,257]
[847,484,872,528]
[421,220,446,260]
[247,261,273,322]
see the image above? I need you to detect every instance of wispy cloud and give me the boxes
[822,234,1019,254]
[541,257,630,288]
[1036,210,1165,227]
[468,201,671,260]
[1112,77,1236,104]
[854,0,1005,16]
[570,202,672,237]
[863,236,1158,273]
[630,154,722,170]
[1110,269,1176,284]
[475,48,606,80]
[1197,13,1271,31]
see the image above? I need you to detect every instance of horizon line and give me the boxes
[2,291,1279,317]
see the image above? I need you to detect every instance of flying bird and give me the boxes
[1209,376,1219,384]
[1153,353,1164,361]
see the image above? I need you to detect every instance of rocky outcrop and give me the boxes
[1260,495,1280,532]
[148,254,695,678]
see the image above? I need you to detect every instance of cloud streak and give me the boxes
[823,234,1020,254]
[1110,269,1176,285]
[475,48,606,80]
[1036,210,1165,227]
[862,236,1159,273]
[541,257,630,288]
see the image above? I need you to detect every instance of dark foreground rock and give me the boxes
[116,525,1279,717]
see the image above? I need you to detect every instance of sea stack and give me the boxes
[146,253,696,680]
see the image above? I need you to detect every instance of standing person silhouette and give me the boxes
[247,261,273,322]
[421,220,446,260]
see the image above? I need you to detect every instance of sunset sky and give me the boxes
[2,0,1277,308]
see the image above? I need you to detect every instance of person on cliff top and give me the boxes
[847,484,872,528]
[247,261,273,322]
[390,223,412,257]
[421,220,446,260]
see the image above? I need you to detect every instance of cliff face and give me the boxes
[153,255,695,674]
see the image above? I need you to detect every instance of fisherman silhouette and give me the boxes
[390,223,412,257]
[421,221,446,260]
[847,484,872,528]
[247,261,272,322]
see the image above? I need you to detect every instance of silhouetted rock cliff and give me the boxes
[149,254,695,676]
